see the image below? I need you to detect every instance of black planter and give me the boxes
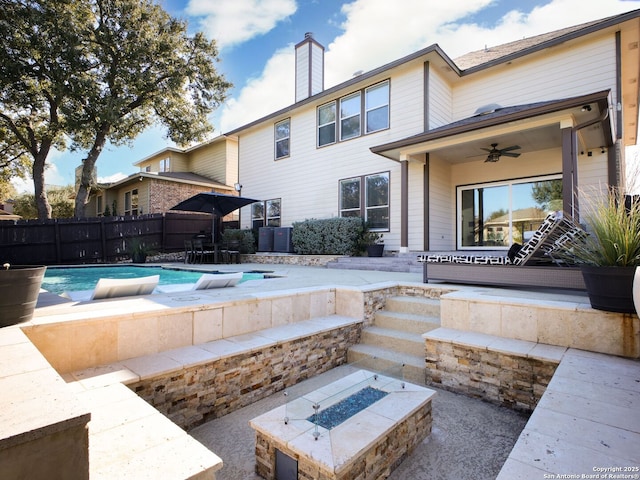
[367,244,384,257]
[580,265,636,314]
[131,252,147,263]
[0,265,47,327]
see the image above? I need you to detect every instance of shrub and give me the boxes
[291,217,364,255]
[221,228,256,254]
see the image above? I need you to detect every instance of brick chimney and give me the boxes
[295,32,324,102]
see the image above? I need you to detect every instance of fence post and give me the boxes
[54,221,62,264]
[100,218,107,263]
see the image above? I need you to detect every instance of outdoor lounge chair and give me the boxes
[63,274,160,301]
[418,212,587,290]
[155,272,243,293]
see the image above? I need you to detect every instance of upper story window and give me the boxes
[318,102,336,147]
[317,80,389,147]
[96,195,103,217]
[340,92,361,141]
[159,158,170,172]
[275,119,290,159]
[365,81,389,133]
[145,166,151,172]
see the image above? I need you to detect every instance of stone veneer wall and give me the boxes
[425,341,559,412]
[129,324,361,430]
[254,402,432,480]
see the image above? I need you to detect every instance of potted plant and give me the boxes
[363,230,385,257]
[559,187,640,313]
[128,238,153,263]
[0,263,47,327]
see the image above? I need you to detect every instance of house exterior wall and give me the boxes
[189,139,237,185]
[147,179,212,214]
[452,35,617,122]
[238,65,427,249]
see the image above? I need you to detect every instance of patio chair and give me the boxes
[192,239,216,263]
[184,240,195,264]
[63,275,160,301]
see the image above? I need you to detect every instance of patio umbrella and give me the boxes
[170,192,260,244]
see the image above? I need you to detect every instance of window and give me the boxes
[365,81,389,133]
[318,102,336,147]
[159,158,170,172]
[252,199,281,229]
[145,166,151,172]
[124,189,139,216]
[96,195,103,217]
[339,172,389,230]
[340,92,361,141]
[275,119,290,159]
[457,175,562,249]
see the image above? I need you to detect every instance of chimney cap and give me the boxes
[304,32,313,39]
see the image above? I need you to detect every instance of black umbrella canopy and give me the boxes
[170,192,260,217]
[170,192,260,246]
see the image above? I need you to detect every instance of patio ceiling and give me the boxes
[371,91,612,164]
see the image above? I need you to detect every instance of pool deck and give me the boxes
[3,262,640,479]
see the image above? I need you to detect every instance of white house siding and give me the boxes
[238,65,427,251]
[428,68,453,129]
[426,156,454,251]
[452,35,617,122]
[191,141,230,185]
[407,159,425,250]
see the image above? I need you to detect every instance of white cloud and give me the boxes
[219,0,640,132]
[186,0,297,49]
[98,172,128,184]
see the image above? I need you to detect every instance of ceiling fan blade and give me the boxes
[500,145,521,152]
[502,152,521,158]
[480,148,492,153]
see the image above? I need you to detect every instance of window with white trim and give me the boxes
[457,175,562,249]
[275,119,290,159]
[339,172,389,230]
[252,198,281,229]
[159,158,170,172]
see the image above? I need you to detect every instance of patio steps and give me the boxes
[348,296,440,385]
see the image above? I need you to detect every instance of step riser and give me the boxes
[347,350,425,385]
[374,313,440,334]
[385,298,441,316]
[361,331,425,357]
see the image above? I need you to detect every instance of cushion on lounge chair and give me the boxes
[417,212,570,266]
[155,272,243,293]
[91,275,160,300]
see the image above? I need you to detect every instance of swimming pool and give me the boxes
[42,266,263,295]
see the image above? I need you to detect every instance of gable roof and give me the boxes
[225,9,640,137]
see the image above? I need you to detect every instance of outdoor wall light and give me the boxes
[581,104,592,112]
[234,183,242,192]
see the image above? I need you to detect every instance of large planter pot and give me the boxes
[580,265,636,314]
[367,244,384,257]
[0,265,47,327]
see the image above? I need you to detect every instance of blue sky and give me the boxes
[18,0,640,193]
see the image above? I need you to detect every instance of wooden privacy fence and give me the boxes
[0,213,213,265]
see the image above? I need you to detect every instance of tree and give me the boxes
[68,0,231,217]
[0,0,230,219]
[13,185,75,219]
[0,0,86,219]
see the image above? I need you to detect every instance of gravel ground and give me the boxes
[190,365,529,480]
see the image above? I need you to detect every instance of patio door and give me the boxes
[457,175,562,249]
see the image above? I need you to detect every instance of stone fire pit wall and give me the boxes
[128,324,362,430]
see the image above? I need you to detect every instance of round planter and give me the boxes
[580,265,636,314]
[0,265,47,327]
[367,244,384,257]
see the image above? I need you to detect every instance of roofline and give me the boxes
[224,9,639,137]
[102,172,232,190]
[132,135,230,166]
[460,9,640,75]
[370,90,612,157]
[225,44,460,135]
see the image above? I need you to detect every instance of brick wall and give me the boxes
[129,324,361,430]
[147,179,213,214]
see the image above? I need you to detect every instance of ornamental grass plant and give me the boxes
[563,186,640,267]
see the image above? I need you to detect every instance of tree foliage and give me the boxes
[0,0,231,219]
[13,185,75,219]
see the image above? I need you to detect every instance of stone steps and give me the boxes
[349,295,441,385]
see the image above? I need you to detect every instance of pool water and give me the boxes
[42,266,263,295]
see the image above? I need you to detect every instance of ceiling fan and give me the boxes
[482,143,521,162]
